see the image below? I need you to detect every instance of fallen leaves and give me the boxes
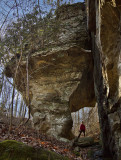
[0,119,101,160]
[0,121,75,159]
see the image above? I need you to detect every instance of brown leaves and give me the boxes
[0,120,99,160]
[0,121,74,159]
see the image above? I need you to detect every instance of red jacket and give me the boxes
[80,124,85,131]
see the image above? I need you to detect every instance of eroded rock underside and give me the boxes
[6,3,95,140]
[5,1,121,159]
[88,0,121,159]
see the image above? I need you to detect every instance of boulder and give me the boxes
[0,140,69,160]
[74,137,94,147]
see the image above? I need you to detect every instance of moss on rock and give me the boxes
[0,140,69,160]
[74,137,95,147]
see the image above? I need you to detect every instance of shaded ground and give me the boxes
[0,140,69,160]
[0,115,102,160]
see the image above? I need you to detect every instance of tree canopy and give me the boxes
[0,0,83,63]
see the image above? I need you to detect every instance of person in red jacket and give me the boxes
[78,121,86,138]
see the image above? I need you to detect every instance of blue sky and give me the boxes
[0,0,84,34]
[0,0,85,117]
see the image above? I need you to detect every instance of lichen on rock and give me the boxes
[5,2,95,140]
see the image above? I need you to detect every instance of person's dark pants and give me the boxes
[78,130,85,138]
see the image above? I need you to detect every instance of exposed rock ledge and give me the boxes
[5,3,95,139]
[88,0,121,159]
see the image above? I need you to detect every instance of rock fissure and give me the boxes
[88,0,121,159]
[5,1,121,159]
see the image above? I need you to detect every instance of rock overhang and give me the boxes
[5,45,95,111]
[5,2,95,139]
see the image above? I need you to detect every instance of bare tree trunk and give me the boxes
[9,37,23,130]
[19,99,23,117]
[57,0,60,7]
[82,108,85,121]
[9,86,15,131]
[78,110,80,125]
[14,92,19,117]
[21,103,26,118]
[23,104,27,118]
[24,55,30,124]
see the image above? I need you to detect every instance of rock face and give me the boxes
[87,0,121,159]
[5,3,95,140]
[5,1,121,159]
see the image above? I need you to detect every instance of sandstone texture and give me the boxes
[74,137,95,147]
[5,1,121,159]
[5,3,95,140]
[87,0,121,159]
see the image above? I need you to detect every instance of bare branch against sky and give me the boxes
[0,0,84,32]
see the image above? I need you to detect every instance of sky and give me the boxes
[0,0,85,118]
[0,0,84,32]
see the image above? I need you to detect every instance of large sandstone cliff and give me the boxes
[5,1,121,159]
[88,0,121,159]
[5,3,95,140]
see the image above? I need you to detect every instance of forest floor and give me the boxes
[0,115,102,160]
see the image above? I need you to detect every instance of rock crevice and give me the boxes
[5,1,121,159]
[88,0,121,159]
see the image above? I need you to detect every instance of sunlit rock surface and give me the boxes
[5,3,95,139]
[5,1,121,158]
[88,0,121,159]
